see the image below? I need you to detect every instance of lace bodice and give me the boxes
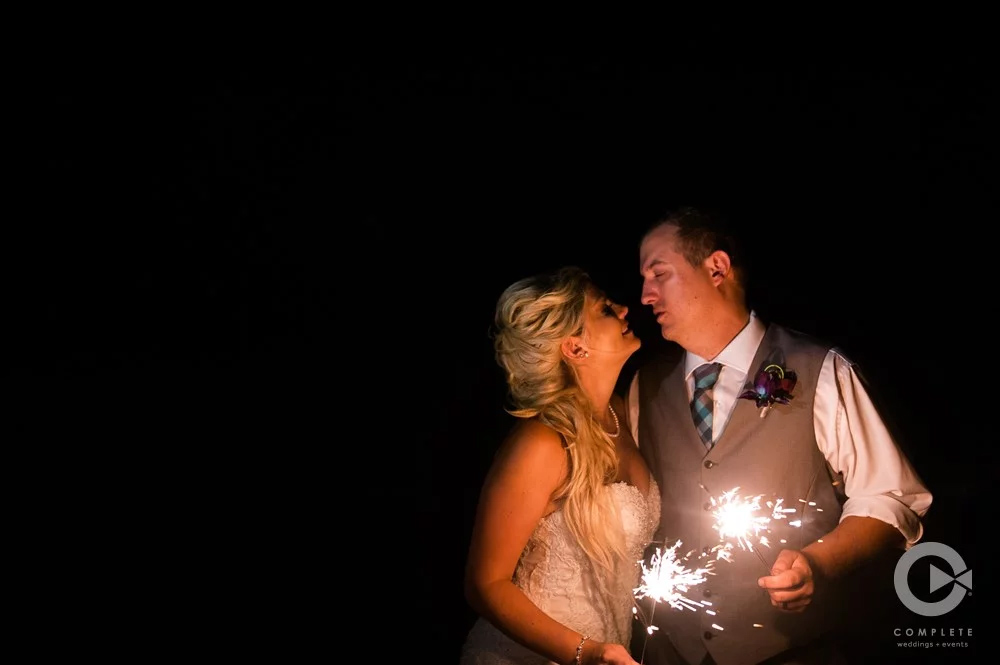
[461,478,661,665]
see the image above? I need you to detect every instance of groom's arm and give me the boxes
[758,350,933,611]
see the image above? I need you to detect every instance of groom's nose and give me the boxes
[640,282,657,306]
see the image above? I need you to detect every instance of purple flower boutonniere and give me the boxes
[739,363,797,418]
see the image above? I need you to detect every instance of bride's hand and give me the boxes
[581,640,640,665]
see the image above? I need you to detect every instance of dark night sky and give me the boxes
[23,35,984,661]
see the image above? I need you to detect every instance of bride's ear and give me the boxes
[561,337,588,361]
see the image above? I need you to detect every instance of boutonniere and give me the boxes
[739,363,797,418]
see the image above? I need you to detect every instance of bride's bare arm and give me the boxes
[464,419,639,665]
[464,419,584,663]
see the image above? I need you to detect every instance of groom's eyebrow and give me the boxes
[641,258,669,273]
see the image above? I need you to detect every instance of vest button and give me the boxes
[702,546,712,555]
[703,502,712,511]
[703,589,712,597]
[704,460,715,469]
[704,630,713,640]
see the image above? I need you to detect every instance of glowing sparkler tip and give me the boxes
[634,540,713,612]
[711,489,774,552]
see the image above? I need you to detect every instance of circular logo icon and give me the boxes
[894,541,972,617]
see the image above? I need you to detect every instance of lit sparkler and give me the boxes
[708,487,797,572]
[634,540,714,610]
[633,540,714,663]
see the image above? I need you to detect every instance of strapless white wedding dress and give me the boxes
[460,478,660,664]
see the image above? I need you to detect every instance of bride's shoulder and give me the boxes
[491,417,568,477]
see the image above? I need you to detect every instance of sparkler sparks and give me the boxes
[631,489,824,662]
[711,488,770,552]
[634,540,714,611]
[633,540,714,664]
[708,487,800,572]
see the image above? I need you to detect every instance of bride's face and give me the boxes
[580,288,641,362]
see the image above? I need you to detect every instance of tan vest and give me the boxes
[637,324,846,665]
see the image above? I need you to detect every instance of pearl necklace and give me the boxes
[605,404,620,438]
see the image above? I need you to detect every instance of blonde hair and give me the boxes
[492,266,627,585]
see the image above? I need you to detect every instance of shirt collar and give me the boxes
[684,311,766,379]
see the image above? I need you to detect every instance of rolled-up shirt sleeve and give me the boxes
[815,349,933,548]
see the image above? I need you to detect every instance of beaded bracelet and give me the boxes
[575,634,589,665]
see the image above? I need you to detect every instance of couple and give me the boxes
[460,207,932,665]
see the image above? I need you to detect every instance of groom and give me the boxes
[626,206,932,665]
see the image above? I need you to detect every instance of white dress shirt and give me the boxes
[628,312,932,547]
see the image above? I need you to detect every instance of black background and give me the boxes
[23,31,983,662]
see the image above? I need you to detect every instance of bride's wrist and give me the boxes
[573,635,589,665]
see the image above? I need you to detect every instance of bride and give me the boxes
[460,267,660,665]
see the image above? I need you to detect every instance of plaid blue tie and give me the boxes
[691,363,722,449]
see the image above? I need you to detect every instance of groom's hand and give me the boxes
[757,549,815,613]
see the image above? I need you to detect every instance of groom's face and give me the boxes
[639,225,717,346]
